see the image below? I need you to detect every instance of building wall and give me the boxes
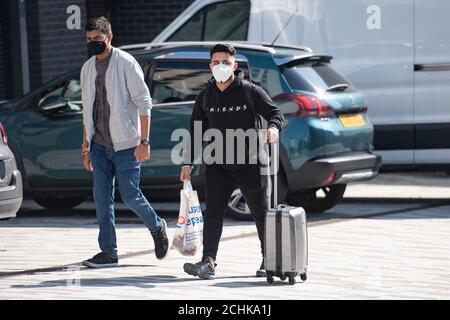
[26,0,88,91]
[0,0,195,99]
[0,1,9,101]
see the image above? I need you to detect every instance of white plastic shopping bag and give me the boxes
[171,181,204,255]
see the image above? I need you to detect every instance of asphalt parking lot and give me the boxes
[1,173,450,300]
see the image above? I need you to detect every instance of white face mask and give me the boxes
[212,63,234,83]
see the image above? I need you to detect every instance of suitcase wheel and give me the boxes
[289,276,296,285]
[267,276,274,284]
[300,273,307,282]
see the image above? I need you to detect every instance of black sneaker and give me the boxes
[184,258,216,280]
[82,252,118,269]
[151,219,169,260]
[256,258,266,277]
[183,260,203,277]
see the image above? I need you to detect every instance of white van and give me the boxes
[152,0,450,170]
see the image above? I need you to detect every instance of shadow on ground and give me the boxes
[9,273,274,290]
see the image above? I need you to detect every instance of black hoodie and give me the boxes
[185,70,284,169]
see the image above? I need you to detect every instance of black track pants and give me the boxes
[202,164,268,261]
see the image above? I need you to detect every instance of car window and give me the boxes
[149,60,250,104]
[38,84,64,108]
[250,67,285,98]
[167,10,203,41]
[150,61,211,104]
[38,77,82,112]
[282,63,357,93]
[168,0,250,42]
[64,79,82,111]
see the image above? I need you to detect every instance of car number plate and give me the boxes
[339,114,365,127]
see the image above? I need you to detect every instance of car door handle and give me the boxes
[414,63,450,72]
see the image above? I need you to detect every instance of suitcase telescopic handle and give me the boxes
[266,139,279,210]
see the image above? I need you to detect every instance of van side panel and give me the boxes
[414,0,450,164]
[259,0,415,165]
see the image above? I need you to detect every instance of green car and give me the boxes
[0,42,381,219]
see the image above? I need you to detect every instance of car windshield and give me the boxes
[167,0,250,41]
[282,63,356,94]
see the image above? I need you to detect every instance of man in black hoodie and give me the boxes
[180,43,284,280]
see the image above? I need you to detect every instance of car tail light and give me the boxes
[0,123,7,145]
[273,93,334,118]
[324,172,336,185]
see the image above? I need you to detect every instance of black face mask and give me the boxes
[87,41,107,56]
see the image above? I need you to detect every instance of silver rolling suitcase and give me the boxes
[264,142,308,285]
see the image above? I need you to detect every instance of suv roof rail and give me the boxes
[119,41,312,54]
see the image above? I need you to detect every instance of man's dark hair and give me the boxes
[210,43,236,58]
[85,16,112,35]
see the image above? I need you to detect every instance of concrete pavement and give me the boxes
[345,172,450,200]
[1,200,449,300]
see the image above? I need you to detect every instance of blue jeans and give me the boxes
[89,141,162,255]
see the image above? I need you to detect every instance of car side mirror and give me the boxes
[39,96,68,113]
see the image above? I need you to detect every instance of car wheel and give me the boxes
[34,196,87,211]
[225,188,252,220]
[225,168,288,220]
[286,184,347,213]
